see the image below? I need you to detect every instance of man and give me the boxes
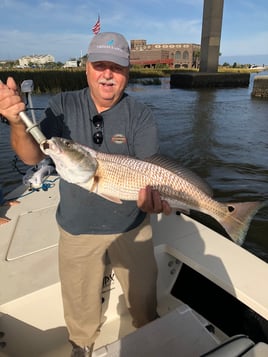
[0,32,171,356]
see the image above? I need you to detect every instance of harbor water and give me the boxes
[1,74,268,255]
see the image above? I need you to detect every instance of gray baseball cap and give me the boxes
[88,32,130,67]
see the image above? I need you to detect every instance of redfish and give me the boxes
[41,137,264,245]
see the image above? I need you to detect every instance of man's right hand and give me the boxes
[0,77,45,165]
[0,77,26,124]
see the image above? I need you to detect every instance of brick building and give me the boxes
[130,40,200,69]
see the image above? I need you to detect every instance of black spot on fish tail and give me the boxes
[219,201,265,246]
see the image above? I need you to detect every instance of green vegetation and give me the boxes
[0,65,256,93]
[0,69,87,93]
[0,68,167,93]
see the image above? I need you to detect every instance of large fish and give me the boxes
[41,137,264,245]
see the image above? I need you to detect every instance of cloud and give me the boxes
[1,0,267,62]
[0,29,90,61]
[221,31,268,56]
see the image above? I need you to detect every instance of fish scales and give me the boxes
[41,137,265,245]
[94,151,227,216]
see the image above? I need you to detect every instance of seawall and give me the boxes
[170,72,250,88]
[252,75,268,99]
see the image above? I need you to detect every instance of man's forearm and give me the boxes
[10,122,45,165]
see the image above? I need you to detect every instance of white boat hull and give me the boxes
[1,177,268,356]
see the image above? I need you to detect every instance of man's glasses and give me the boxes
[92,114,104,145]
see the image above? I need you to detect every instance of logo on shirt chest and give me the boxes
[111,134,127,144]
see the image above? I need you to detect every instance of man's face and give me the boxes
[86,61,129,111]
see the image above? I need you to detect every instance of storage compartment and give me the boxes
[93,304,219,357]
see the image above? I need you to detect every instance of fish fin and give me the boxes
[176,208,190,215]
[144,154,213,197]
[219,201,265,245]
[97,193,123,204]
[91,177,123,204]
[167,200,190,215]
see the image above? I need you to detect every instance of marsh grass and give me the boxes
[0,69,87,93]
[0,67,252,93]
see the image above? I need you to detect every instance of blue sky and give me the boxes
[0,0,268,65]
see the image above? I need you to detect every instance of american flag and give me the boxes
[92,15,100,35]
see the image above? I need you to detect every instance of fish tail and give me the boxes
[219,201,265,245]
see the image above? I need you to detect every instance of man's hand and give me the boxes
[0,77,26,123]
[0,77,44,165]
[137,186,172,215]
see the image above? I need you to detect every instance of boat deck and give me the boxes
[1,178,268,356]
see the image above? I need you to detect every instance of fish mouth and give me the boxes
[40,140,50,154]
[40,138,61,155]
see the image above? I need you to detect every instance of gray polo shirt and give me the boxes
[40,87,159,234]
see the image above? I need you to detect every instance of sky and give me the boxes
[0,0,268,65]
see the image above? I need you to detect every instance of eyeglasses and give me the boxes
[92,114,104,145]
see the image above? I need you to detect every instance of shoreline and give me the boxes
[0,67,260,94]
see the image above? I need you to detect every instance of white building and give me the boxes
[63,60,81,68]
[19,54,55,67]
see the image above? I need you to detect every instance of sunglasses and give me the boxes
[92,114,104,145]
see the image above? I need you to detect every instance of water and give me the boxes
[1,75,268,254]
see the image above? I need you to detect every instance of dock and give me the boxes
[252,75,268,98]
[170,72,250,89]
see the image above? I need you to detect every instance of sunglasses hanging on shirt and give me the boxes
[92,114,104,145]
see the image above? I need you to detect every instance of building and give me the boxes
[63,60,81,68]
[130,40,200,69]
[19,54,55,67]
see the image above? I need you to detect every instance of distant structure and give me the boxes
[130,40,200,69]
[63,60,81,68]
[199,0,224,72]
[19,54,55,67]
[170,0,249,88]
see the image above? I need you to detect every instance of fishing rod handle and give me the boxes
[19,111,47,145]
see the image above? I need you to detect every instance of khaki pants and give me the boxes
[58,216,158,348]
